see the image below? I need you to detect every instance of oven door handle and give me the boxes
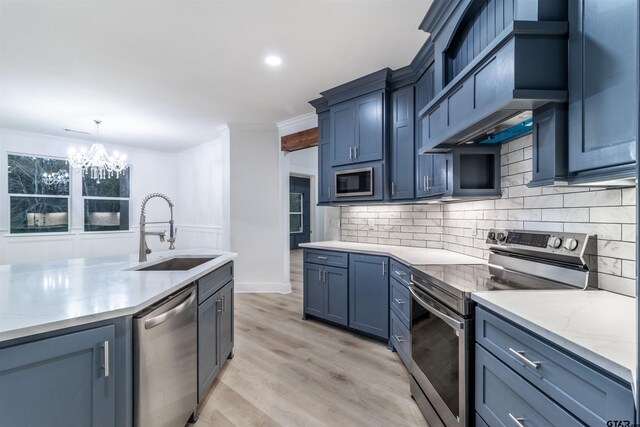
[409,286,464,330]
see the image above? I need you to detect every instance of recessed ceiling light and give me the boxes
[265,55,282,66]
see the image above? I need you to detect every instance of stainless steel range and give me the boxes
[408,229,598,427]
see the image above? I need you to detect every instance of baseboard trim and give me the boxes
[234,282,292,294]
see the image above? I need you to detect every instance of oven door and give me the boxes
[409,284,469,427]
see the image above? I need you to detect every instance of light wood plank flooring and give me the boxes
[195,250,427,427]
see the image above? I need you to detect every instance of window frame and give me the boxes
[82,166,132,233]
[289,192,304,234]
[7,152,72,235]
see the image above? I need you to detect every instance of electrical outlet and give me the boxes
[470,221,477,237]
[368,220,375,230]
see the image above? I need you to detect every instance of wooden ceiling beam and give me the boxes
[281,127,318,152]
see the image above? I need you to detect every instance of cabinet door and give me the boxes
[198,294,220,401]
[354,91,384,163]
[0,325,115,427]
[304,263,324,317]
[317,112,332,203]
[416,154,446,198]
[218,281,234,362]
[568,0,638,174]
[330,101,355,166]
[390,87,415,200]
[323,265,348,326]
[349,254,389,339]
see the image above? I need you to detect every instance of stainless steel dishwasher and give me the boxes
[134,285,197,427]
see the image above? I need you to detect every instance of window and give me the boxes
[8,154,70,234]
[83,168,130,231]
[289,192,303,234]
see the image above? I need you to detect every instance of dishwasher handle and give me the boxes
[145,289,196,329]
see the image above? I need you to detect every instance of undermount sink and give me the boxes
[134,256,218,271]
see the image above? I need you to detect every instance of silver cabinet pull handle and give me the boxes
[354,146,358,159]
[382,261,386,276]
[318,270,322,281]
[222,295,226,314]
[391,181,396,196]
[509,348,541,369]
[349,146,353,160]
[393,270,406,276]
[103,340,109,377]
[394,335,405,343]
[317,256,328,260]
[426,175,430,190]
[394,298,405,305]
[423,175,427,191]
[217,298,223,313]
[508,413,525,427]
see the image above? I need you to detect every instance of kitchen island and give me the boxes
[0,248,237,427]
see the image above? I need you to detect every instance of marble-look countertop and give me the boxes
[472,290,636,386]
[299,241,486,266]
[0,248,237,343]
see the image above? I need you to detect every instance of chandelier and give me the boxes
[67,120,128,182]
[41,169,70,187]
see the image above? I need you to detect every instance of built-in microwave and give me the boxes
[335,167,373,197]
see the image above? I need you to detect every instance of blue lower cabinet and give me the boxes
[390,312,410,367]
[303,260,348,326]
[475,345,583,427]
[349,254,389,339]
[198,279,234,403]
[324,265,348,326]
[0,325,116,427]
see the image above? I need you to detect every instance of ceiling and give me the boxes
[0,0,431,151]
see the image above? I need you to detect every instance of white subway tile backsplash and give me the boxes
[340,135,636,297]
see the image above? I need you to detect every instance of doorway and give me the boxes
[289,176,311,249]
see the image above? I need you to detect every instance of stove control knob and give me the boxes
[564,238,579,251]
[548,236,562,249]
[496,232,507,242]
[487,231,496,240]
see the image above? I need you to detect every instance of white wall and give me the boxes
[175,132,229,251]
[0,128,179,264]
[228,123,289,293]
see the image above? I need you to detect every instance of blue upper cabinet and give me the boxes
[416,153,447,198]
[330,100,356,166]
[390,86,415,200]
[567,0,638,182]
[330,91,385,167]
[317,112,332,203]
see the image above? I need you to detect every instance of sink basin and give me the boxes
[135,256,218,271]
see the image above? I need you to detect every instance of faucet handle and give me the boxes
[159,232,166,243]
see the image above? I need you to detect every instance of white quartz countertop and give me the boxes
[299,241,486,266]
[472,290,636,386]
[0,248,237,343]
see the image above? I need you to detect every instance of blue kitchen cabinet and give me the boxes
[475,306,635,426]
[416,153,446,199]
[568,0,638,181]
[390,86,415,200]
[317,111,332,203]
[0,325,116,427]
[349,254,389,339]
[330,91,384,167]
[303,251,349,326]
[197,265,234,403]
[330,101,355,166]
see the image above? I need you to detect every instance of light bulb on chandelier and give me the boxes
[67,120,128,183]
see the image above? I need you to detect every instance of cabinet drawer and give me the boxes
[390,277,410,328]
[390,259,410,286]
[476,307,635,425]
[304,249,348,268]
[476,344,584,427]
[390,312,410,368]
[198,262,234,304]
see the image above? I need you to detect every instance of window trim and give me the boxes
[81,166,131,233]
[7,152,72,235]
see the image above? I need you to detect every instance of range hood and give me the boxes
[418,21,568,154]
